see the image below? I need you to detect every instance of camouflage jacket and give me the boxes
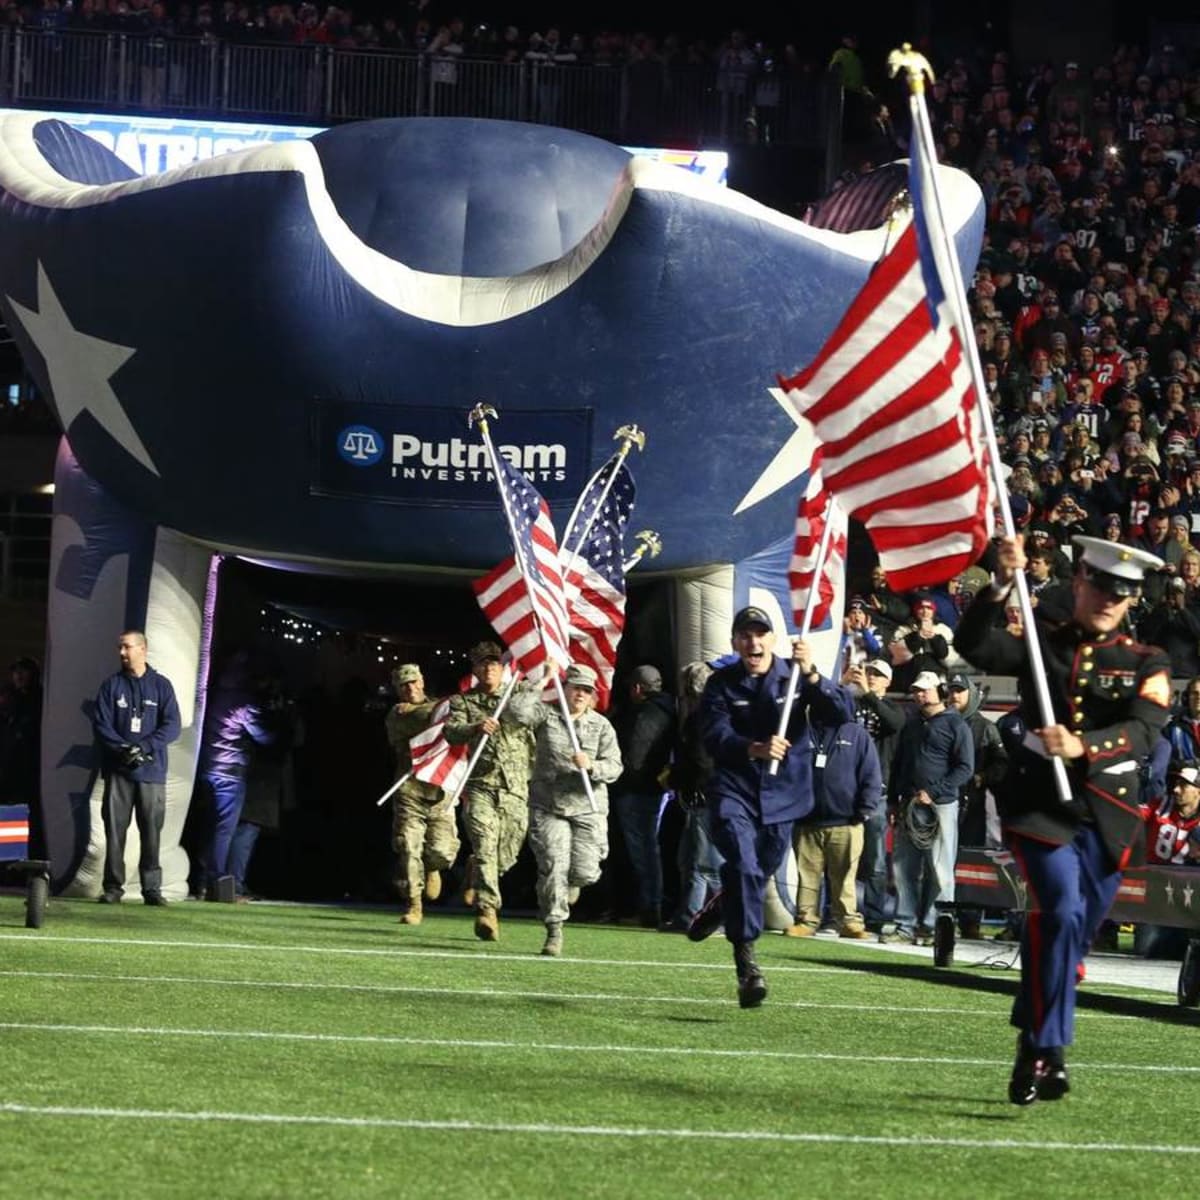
[444,687,534,796]
[508,686,623,816]
[384,697,443,803]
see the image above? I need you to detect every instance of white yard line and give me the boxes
[2,1101,1198,1155]
[0,1019,1191,1075]
[0,968,1137,1020]
[0,933,843,975]
[0,969,1032,1017]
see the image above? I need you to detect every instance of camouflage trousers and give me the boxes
[462,785,529,911]
[528,806,608,925]
[392,785,460,901]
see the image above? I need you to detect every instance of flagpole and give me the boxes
[469,402,597,811]
[375,771,411,808]
[769,492,839,777]
[891,45,1072,804]
[560,424,646,563]
[448,668,522,805]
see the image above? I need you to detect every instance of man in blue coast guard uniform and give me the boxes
[690,605,854,1007]
[955,535,1171,1105]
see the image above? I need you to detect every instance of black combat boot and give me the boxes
[733,941,767,1009]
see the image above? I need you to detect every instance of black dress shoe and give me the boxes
[1037,1055,1070,1101]
[98,891,122,904]
[686,890,725,942]
[143,891,168,907]
[1008,1037,1054,1106]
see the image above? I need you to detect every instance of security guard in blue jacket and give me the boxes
[92,629,182,905]
[691,605,853,1007]
[955,535,1171,1105]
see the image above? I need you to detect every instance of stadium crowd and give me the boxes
[3,26,1200,965]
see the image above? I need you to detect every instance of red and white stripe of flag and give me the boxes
[561,550,624,710]
[788,457,847,631]
[408,699,472,795]
[472,551,572,678]
[779,222,993,592]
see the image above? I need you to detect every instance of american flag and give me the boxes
[408,698,472,795]
[472,456,572,676]
[788,454,847,631]
[778,133,993,592]
[559,456,636,711]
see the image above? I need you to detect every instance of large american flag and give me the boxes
[778,131,993,592]
[559,456,636,711]
[788,453,847,631]
[472,457,572,676]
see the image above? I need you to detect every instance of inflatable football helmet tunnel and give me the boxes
[0,115,983,899]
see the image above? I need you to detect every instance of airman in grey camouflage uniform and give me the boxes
[507,662,623,956]
[385,663,460,925]
[444,642,534,941]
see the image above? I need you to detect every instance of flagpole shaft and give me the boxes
[375,771,411,808]
[449,670,522,806]
[769,494,838,777]
[907,85,1072,804]
[552,673,599,813]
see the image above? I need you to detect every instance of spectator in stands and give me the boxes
[841,596,884,671]
[1166,676,1200,762]
[888,595,953,693]
[1135,759,1200,959]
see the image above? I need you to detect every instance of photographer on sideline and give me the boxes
[92,630,181,906]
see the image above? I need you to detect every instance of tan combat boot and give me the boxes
[541,922,563,957]
[461,857,478,908]
[423,870,442,902]
[399,899,423,926]
[474,905,499,941]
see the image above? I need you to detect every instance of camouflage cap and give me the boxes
[392,663,422,686]
[468,641,504,665]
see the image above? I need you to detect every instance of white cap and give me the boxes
[1072,535,1163,597]
[864,658,892,681]
[910,671,944,691]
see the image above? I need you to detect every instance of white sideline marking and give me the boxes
[1,1020,1192,1075]
[2,1102,1199,1155]
[0,933,845,975]
[0,969,1025,1018]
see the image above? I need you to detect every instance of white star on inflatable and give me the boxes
[734,387,819,516]
[6,262,158,475]
[1184,882,1195,909]
[1165,880,1175,906]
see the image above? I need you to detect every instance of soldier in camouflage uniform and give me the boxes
[444,642,534,941]
[385,664,460,925]
[508,662,623,956]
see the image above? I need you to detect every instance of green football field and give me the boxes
[1,897,1197,1198]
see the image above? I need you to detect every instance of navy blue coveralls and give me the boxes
[701,654,853,944]
[955,592,1171,1047]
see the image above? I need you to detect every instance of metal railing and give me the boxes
[1,28,838,151]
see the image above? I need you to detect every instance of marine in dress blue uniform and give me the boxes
[695,606,853,1007]
[955,535,1171,1104]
